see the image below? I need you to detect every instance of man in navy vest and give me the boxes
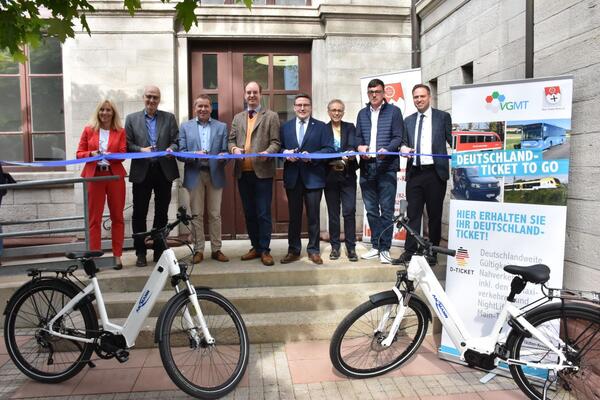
[355,79,404,264]
[399,84,452,265]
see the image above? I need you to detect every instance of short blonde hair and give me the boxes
[87,99,123,131]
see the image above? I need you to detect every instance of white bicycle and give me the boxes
[330,206,600,400]
[3,207,249,399]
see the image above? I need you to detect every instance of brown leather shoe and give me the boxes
[241,248,260,261]
[211,250,229,262]
[193,252,203,264]
[308,253,323,265]
[280,253,301,264]
[261,252,274,266]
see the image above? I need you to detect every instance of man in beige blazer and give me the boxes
[229,81,281,266]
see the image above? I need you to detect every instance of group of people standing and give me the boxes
[76,78,451,269]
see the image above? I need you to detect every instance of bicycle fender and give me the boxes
[4,277,81,315]
[154,286,212,343]
[369,290,432,322]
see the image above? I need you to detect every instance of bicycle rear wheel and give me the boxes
[329,295,428,378]
[506,303,600,400]
[158,289,249,399]
[3,279,96,383]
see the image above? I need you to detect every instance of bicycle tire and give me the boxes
[158,289,249,399]
[329,295,428,378]
[506,302,600,400]
[4,279,96,383]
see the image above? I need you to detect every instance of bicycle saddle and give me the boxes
[503,264,550,284]
[66,251,104,260]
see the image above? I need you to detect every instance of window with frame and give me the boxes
[0,37,65,164]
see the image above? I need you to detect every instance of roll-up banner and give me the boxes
[359,68,422,246]
[439,76,573,372]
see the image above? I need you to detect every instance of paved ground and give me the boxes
[0,335,527,400]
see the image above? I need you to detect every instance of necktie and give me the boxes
[415,113,424,167]
[248,109,255,119]
[298,119,306,146]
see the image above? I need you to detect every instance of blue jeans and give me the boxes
[238,172,273,254]
[360,167,397,251]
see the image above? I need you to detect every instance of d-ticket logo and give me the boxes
[455,247,470,267]
[484,91,529,113]
[450,247,475,276]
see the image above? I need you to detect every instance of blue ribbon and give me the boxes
[1,151,451,168]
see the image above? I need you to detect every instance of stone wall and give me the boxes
[417,0,600,289]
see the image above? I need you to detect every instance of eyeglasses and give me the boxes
[294,104,311,108]
[329,109,344,113]
[367,90,383,95]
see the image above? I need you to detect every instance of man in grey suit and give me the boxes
[126,85,179,267]
[180,94,229,264]
[229,81,280,266]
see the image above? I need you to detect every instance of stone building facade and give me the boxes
[416,0,600,289]
[2,0,598,289]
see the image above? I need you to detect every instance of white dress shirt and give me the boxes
[369,105,381,157]
[415,107,433,165]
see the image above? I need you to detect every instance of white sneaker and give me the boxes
[361,248,379,259]
[380,250,391,264]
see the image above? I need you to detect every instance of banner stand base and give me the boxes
[479,372,496,384]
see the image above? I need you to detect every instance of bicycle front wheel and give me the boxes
[158,289,249,399]
[329,295,429,378]
[3,279,96,383]
[506,303,600,400]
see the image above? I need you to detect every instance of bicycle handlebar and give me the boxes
[394,215,456,257]
[131,207,193,239]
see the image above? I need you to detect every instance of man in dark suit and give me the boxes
[355,78,404,264]
[400,84,452,265]
[126,85,179,267]
[280,94,334,265]
[229,81,281,266]
[324,99,359,262]
[179,94,229,264]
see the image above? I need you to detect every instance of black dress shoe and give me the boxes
[347,249,358,262]
[391,251,413,265]
[136,256,147,267]
[329,248,340,260]
[113,263,123,270]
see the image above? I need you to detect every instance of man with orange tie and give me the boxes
[229,81,281,266]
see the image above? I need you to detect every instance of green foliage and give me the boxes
[504,186,568,206]
[1,0,253,62]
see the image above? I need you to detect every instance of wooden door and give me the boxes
[189,41,312,237]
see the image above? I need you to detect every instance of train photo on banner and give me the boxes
[520,122,567,150]
[505,177,561,191]
[452,131,503,153]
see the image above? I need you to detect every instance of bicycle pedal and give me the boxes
[87,360,96,368]
[115,350,129,363]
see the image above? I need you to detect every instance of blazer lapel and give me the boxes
[208,120,217,152]
[431,110,440,148]
[252,110,264,132]
[137,112,149,146]
[155,111,164,145]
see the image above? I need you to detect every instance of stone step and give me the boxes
[98,282,393,318]
[120,308,436,348]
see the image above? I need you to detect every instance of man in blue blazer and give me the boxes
[280,94,334,265]
[400,84,452,265]
[179,94,229,264]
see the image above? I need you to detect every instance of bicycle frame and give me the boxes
[44,249,214,348]
[382,254,571,372]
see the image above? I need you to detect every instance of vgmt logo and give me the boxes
[484,91,529,113]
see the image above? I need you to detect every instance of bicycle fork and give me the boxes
[177,281,215,346]
[379,286,408,347]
